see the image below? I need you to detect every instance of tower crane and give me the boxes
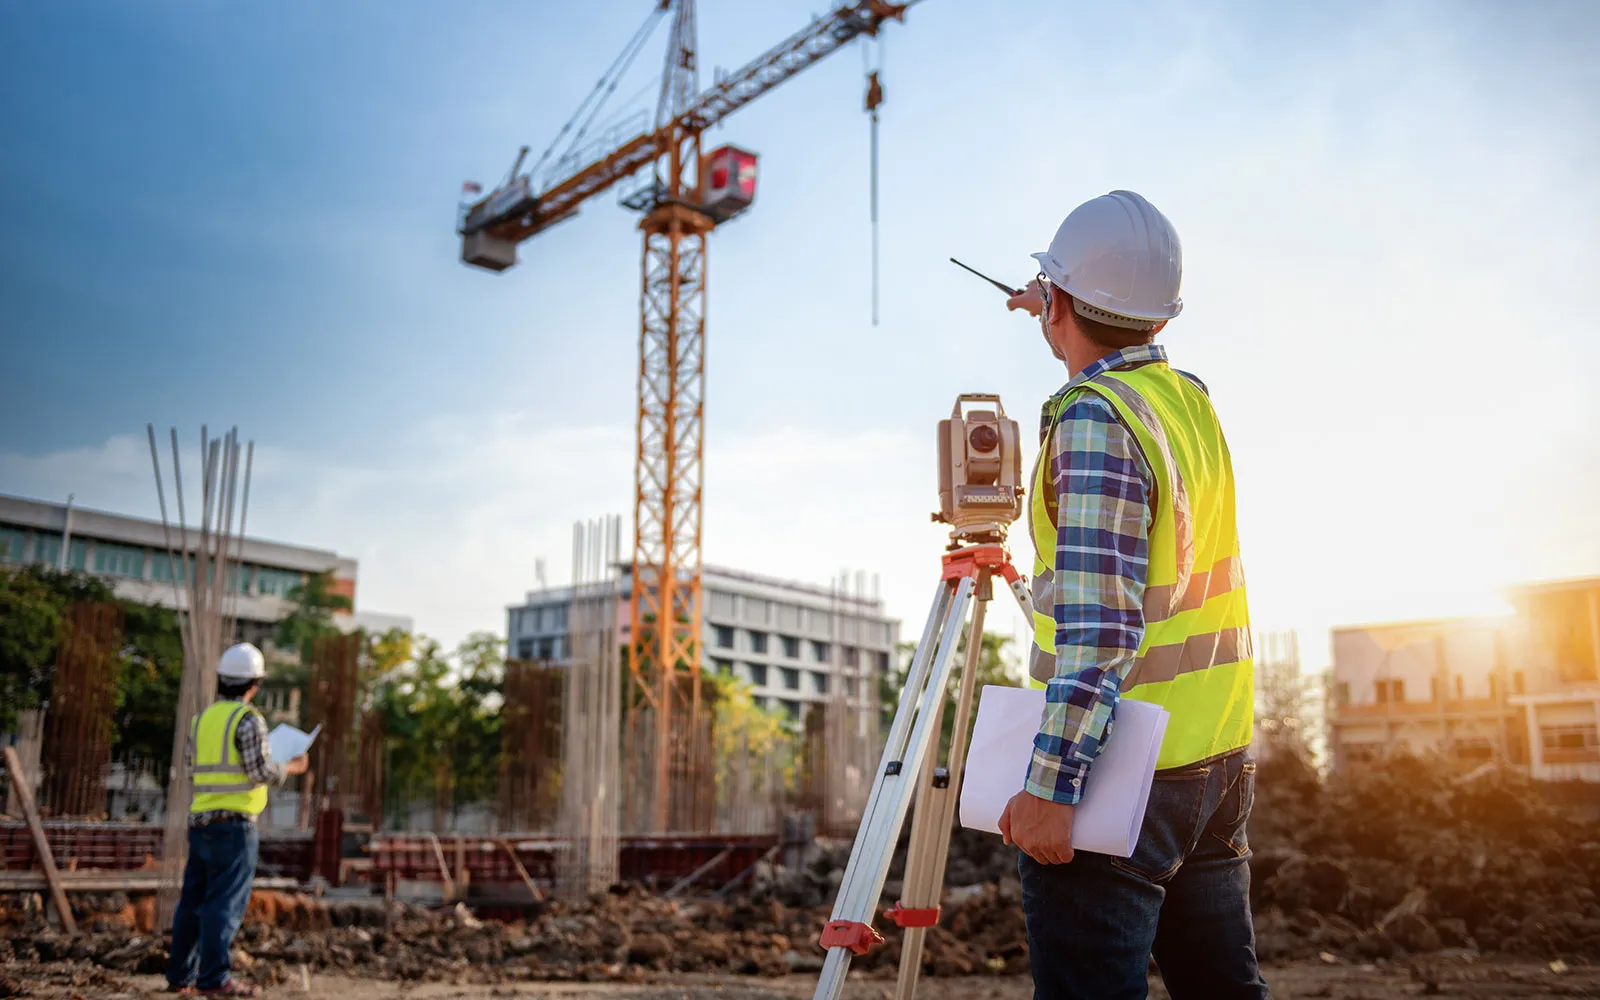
[458,0,918,831]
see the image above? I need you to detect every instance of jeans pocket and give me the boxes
[1211,761,1255,857]
[1110,767,1208,884]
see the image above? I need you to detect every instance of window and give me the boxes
[0,526,23,563]
[1541,725,1599,763]
[780,635,800,659]
[749,630,769,655]
[709,590,736,617]
[746,663,768,687]
[876,650,890,674]
[92,542,146,579]
[745,598,771,624]
[516,638,535,659]
[780,667,800,691]
[151,553,193,584]
[753,696,769,712]
[1374,679,1404,703]
[845,677,858,698]
[843,646,860,669]
[257,566,304,597]
[34,535,85,571]
[713,658,734,676]
[812,640,830,663]
[811,671,828,694]
[713,625,735,649]
[776,603,799,629]
[781,698,801,721]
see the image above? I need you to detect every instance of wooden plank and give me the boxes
[4,745,76,935]
[664,846,733,899]
[497,838,546,903]
[428,834,455,900]
[0,872,299,893]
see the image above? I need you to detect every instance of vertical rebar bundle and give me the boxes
[41,602,125,817]
[148,425,253,923]
[556,517,622,896]
[306,631,361,815]
[497,658,564,831]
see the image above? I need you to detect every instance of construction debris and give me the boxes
[4,751,1598,987]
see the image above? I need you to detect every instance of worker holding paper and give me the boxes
[1000,191,1268,999]
[166,642,308,998]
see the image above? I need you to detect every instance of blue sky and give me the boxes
[2,1,1597,662]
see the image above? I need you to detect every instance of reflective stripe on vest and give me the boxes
[189,700,269,815]
[1028,361,1254,771]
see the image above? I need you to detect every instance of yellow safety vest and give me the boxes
[1029,360,1254,771]
[189,700,269,816]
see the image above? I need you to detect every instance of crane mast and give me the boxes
[460,0,915,832]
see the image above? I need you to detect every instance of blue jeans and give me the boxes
[1019,750,1269,1000]
[167,818,258,990]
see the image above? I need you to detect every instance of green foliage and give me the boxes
[274,571,353,656]
[0,564,184,766]
[881,630,1020,745]
[111,600,185,771]
[371,631,505,815]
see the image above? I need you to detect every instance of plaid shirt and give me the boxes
[190,706,285,826]
[1025,344,1193,805]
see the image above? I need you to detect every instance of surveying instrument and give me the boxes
[813,393,1036,1000]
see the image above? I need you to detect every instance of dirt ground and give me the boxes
[9,960,1600,1000]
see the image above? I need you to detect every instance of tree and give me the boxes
[111,600,185,772]
[0,565,116,733]
[370,632,504,827]
[274,571,353,655]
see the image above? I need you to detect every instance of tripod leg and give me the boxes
[813,574,977,1000]
[892,572,993,999]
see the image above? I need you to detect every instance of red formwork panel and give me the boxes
[368,835,561,884]
[0,821,316,883]
[618,835,774,885]
[366,833,777,889]
[0,821,162,871]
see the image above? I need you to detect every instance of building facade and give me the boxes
[507,565,899,725]
[0,492,408,655]
[1327,577,1600,782]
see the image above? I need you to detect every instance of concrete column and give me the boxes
[1525,703,1544,779]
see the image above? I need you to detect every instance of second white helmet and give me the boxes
[217,642,266,681]
[1032,190,1183,330]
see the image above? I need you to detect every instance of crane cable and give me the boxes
[527,4,669,191]
[864,36,885,326]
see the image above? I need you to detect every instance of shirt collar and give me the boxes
[1058,343,1168,395]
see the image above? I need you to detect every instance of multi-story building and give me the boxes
[507,565,899,725]
[1327,577,1600,782]
[0,492,408,654]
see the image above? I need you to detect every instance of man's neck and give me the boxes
[1065,342,1119,378]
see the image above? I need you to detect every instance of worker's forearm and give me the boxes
[1025,646,1137,804]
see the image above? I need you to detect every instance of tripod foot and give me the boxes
[820,919,885,956]
[884,901,941,928]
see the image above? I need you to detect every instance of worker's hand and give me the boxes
[1006,280,1044,318]
[284,754,310,777]
[999,790,1075,865]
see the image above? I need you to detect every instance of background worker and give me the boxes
[997,191,1269,999]
[166,642,308,998]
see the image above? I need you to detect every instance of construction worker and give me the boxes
[166,642,307,998]
[999,191,1268,999]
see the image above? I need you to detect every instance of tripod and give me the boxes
[813,541,1033,1000]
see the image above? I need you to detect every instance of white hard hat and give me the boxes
[217,642,266,681]
[1032,190,1183,330]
